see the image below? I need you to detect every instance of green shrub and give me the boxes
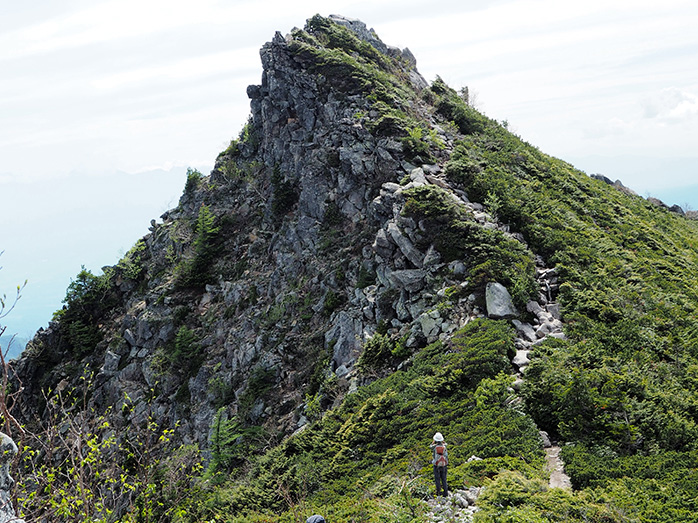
[428,77,490,135]
[358,332,396,370]
[323,290,345,315]
[401,126,433,162]
[184,167,203,195]
[356,265,376,289]
[402,184,537,307]
[53,266,116,356]
[169,325,204,377]
[116,239,147,282]
[176,204,220,288]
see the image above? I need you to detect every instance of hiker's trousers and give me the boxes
[433,465,448,496]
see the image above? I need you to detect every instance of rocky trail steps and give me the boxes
[421,184,572,522]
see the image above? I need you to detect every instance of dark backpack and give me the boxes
[434,444,448,466]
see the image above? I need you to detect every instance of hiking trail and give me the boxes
[545,445,572,490]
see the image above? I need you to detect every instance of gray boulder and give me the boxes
[388,269,426,293]
[325,311,363,369]
[512,319,537,342]
[387,222,424,267]
[486,282,519,319]
[512,349,531,369]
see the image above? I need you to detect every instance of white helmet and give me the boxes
[433,432,444,442]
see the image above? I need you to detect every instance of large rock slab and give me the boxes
[387,222,424,268]
[486,282,518,319]
[388,269,426,293]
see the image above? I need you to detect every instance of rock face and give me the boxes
[11,14,436,452]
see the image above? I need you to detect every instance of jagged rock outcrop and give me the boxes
[3,14,617,521]
[11,13,444,453]
[10,18,564,506]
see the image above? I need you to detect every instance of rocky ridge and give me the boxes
[11,14,573,519]
[14,15,466,448]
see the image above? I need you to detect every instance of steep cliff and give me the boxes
[10,14,698,523]
[13,13,474,449]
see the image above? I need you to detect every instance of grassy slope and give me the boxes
[442,90,698,520]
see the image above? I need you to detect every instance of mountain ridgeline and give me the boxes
[9,14,698,522]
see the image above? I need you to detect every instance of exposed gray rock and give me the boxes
[418,311,441,341]
[590,173,614,185]
[395,290,411,322]
[328,15,388,54]
[464,486,482,505]
[123,328,137,347]
[387,222,424,268]
[101,350,121,374]
[388,269,426,293]
[410,167,428,185]
[406,297,428,320]
[670,204,685,215]
[325,311,363,369]
[485,282,518,319]
[512,350,531,369]
[373,228,395,260]
[512,319,537,343]
[526,300,543,315]
[448,260,467,277]
[0,433,25,523]
[648,197,668,209]
[423,245,442,267]
[546,303,561,320]
[536,319,563,338]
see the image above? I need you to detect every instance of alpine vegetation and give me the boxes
[4,14,698,523]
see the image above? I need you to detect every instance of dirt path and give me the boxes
[545,446,572,489]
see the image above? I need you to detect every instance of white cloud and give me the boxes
[90,47,258,91]
[1,0,222,60]
[642,88,698,122]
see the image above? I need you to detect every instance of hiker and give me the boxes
[306,516,326,523]
[430,431,448,497]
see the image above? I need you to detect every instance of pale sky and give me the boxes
[2,0,698,350]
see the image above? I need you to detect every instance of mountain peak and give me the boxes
[9,14,698,523]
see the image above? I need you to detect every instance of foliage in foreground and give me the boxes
[11,382,203,523]
[161,320,583,522]
[7,320,647,522]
